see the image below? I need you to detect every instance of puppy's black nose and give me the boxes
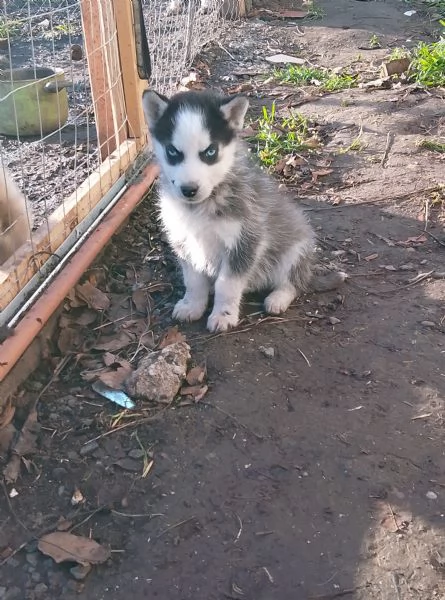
[180,184,198,199]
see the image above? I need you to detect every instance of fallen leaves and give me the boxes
[180,364,208,403]
[158,326,186,349]
[75,282,110,312]
[38,532,110,566]
[3,409,40,484]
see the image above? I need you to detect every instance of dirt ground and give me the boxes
[1,1,445,599]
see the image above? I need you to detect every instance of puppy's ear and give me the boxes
[219,95,249,131]
[142,90,169,128]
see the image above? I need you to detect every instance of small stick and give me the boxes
[156,516,196,539]
[297,348,311,367]
[233,512,243,543]
[201,402,264,440]
[111,511,164,519]
[381,131,393,168]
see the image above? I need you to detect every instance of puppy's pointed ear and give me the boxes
[142,90,169,128]
[220,95,249,131]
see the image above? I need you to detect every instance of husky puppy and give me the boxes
[142,89,346,333]
[0,162,33,264]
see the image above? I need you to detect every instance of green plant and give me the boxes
[303,0,325,20]
[0,18,21,38]
[369,34,382,49]
[275,65,357,92]
[421,0,445,22]
[252,103,317,168]
[388,46,412,61]
[411,32,445,86]
[338,126,367,154]
[419,138,445,152]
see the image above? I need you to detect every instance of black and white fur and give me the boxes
[142,89,346,333]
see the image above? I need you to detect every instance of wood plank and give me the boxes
[80,0,127,160]
[0,139,138,310]
[113,0,149,148]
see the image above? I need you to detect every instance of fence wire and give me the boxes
[0,0,233,315]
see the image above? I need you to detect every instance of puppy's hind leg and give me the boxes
[173,260,210,322]
[264,281,297,315]
[264,242,313,316]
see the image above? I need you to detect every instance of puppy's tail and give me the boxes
[309,270,348,293]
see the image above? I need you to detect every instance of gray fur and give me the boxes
[143,89,346,332]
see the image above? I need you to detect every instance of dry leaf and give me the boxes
[76,282,110,312]
[364,253,379,261]
[132,288,149,314]
[3,409,40,484]
[38,532,110,566]
[180,384,208,402]
[396,235,427,247]
[312,169,333,182]
[265,54,306,65]
[277,10,307,18]
[94,330,134,352]
[186,365,206,386]
[158,326,186,349]
[58,327,83,354]
[0,401,15,430]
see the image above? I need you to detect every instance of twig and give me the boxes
[424,199,430,231]
[111,510,164,519]
[201,402,264,440]
[156,516,196,539]
[69,506,106,533]
[309,589,358,600]
[297,348,311,367]
[387,502,399,532]
[84,409,167,445]
[419,228,445,248]
[217,40,236,60]
[233,512,243,543]
[381,131,393,168]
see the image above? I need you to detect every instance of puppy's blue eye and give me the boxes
[204,145,216,158]
[166,144,179,158]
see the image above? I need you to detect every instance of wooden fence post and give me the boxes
[80,0,127,161]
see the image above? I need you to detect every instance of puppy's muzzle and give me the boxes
[180,183,199,199]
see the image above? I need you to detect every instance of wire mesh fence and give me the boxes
[0,0,236,321]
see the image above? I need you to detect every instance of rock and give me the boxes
[5,587,20,600]
[0,587,6,600]
[421,321,435,328]
[67,451,78,461]
[259,346,275,358]
[52,467,68,480]
[114,458,140,472]
[329,316,341,325]
[426,490,438,500]
[125,342,191,402]
[31,572,41,583]
[79,441,99,457]
[26,553,38,567]
[400,263,416,271]
[128,449,145,459]
[34,583,48,596]
[70,564,92,581]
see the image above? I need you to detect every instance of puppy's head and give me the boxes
[142,90,248,204]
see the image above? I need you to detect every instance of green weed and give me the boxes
[419,138,445,152]
[252,103,317,168]
[275,64,357,92]
[0,18,21,39]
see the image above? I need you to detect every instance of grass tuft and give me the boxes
[275,65,357,92]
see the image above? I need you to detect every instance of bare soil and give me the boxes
[1,1,445,599]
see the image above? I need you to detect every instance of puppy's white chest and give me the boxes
[159,195,241,274]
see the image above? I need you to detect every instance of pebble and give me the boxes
[259,346,275,358]
[67,451,78,461]
[31,572,41,583]
[421,321,435,328]
[34,583,49,596]
[426,490,438,500]
[128,449,145,459]
[70,564,92,581]
[26,553,38,567]
[400,263,416,271]
[52,467,68,480]
[0,587,6,600]
[79,441,99,457]
[329,316,341,325]
[5,587,20,600]
[114,458,140,472]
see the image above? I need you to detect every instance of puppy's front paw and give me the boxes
[207,311,239,333]
[173,298,207,322]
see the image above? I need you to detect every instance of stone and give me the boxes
[125,342,191,402]
[70,564,92,581]
[79,441,99,457]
